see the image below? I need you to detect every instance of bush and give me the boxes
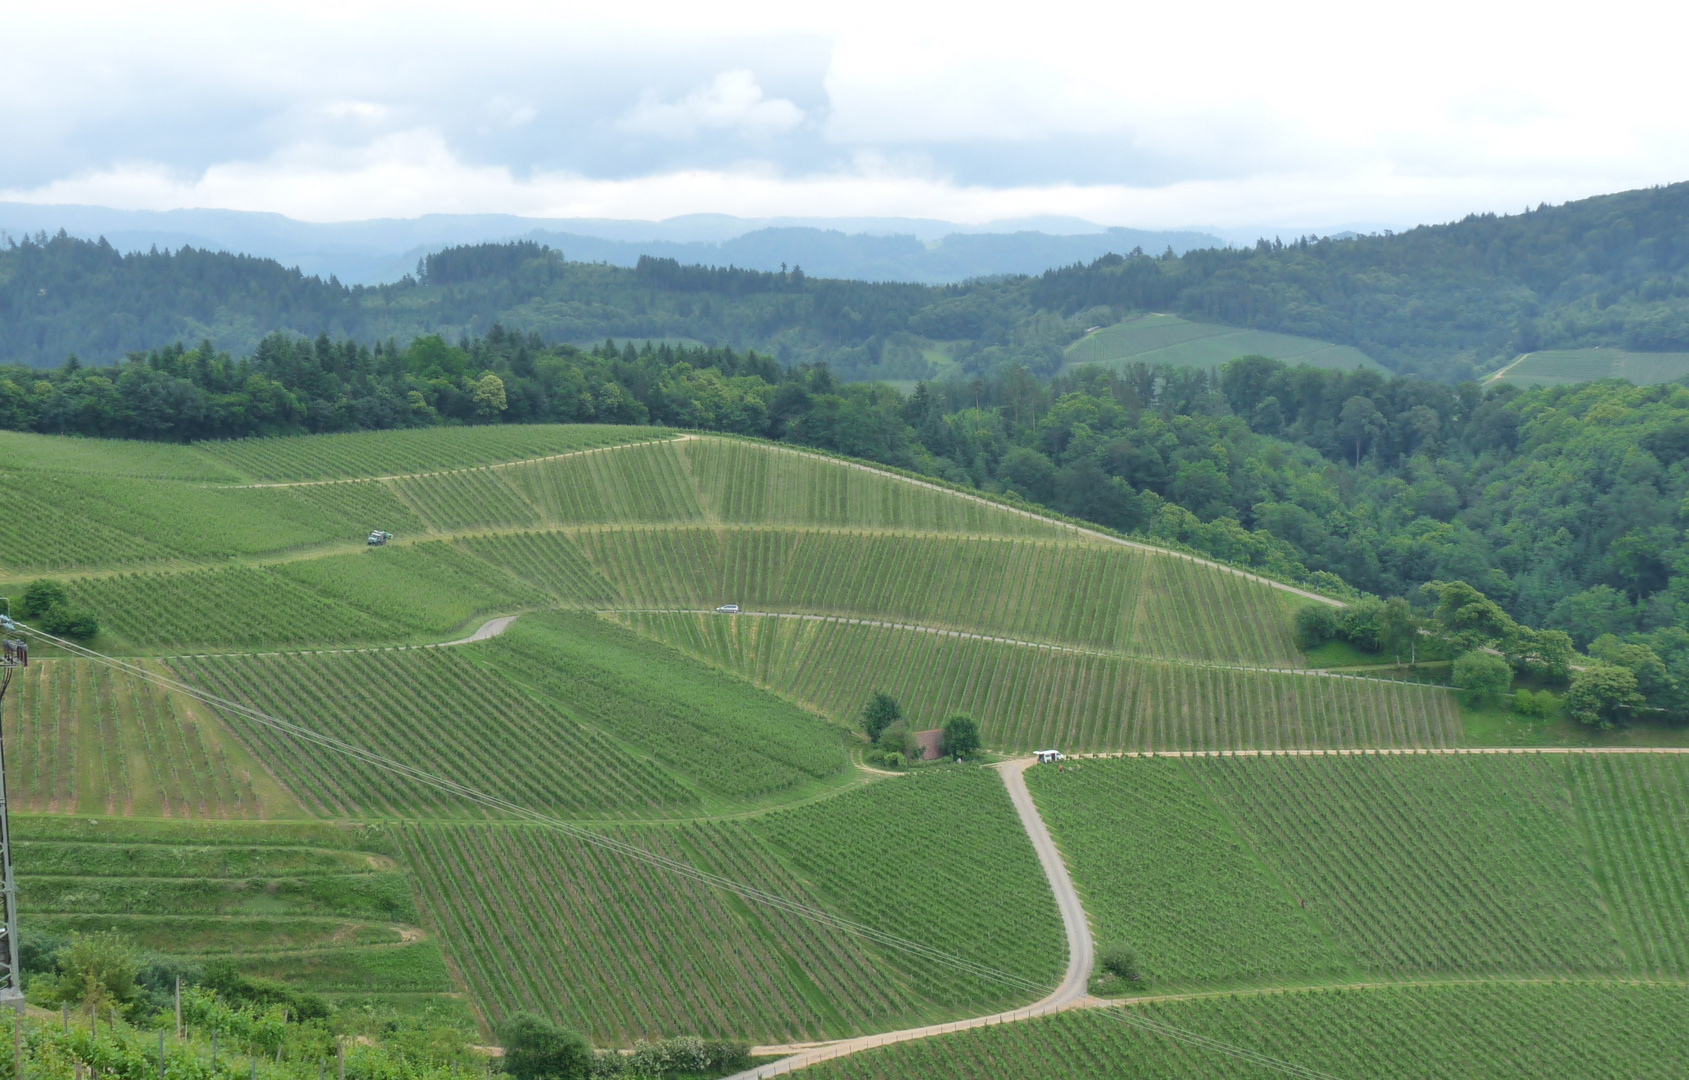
[202,959,330,1021]
[1453,651,1512,707]
[501,1012,593,1080]
[1295,604,1340,649]
[31,931,137,1012]
[1097,942,1142,984]
[940,714,981,758]
[877,718,917,758]
[20,579,68,619]
[1513,688,1559,718]
[883,752,906,769]
[1338,596,1386,652]
[40,603,99,640]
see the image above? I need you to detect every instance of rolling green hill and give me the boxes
[1490,347,1689,387]
[8,422,1688,1080]
[1062,313,1384,373]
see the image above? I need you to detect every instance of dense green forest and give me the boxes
[1037,183,1689,378]
[8,180,1689,379]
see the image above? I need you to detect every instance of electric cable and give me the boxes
[16,621,1343,1080]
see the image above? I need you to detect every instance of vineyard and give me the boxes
[70,567,401,648]
[396,819,927,1044]
[677,437,1072,536]
[789,981,1689,1079]
[453,531,619,606]
[477,612,848,801]
[196,424,666,482]
[1567,753,1689,977]
[747,767,1066,1011]
[620,612,1458,752]
[574,527,1300,663]
[172,646,698,817]
[271,541,546,634]
[0,657,299,818]
[1192,754,1626,977]
[1026,758,1352,989]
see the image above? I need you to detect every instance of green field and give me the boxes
[1491,347,1689,387]
[1064,313,1384,373]
[748,768,1065,1010]
[623,612,1458,751]
[398,819,924,1044]
[790,982,1689,1079]
[1030,754,1689,988]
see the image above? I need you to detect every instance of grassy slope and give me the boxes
[1063,313,1384,373]
[1493,347,1689,387]
[13,815,460,1014]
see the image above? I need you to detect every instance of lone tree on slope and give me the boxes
[940,714,981,758]
[861,692,903,742]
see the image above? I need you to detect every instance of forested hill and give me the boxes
[1037,182,1689,378]
[6,180,1689,380]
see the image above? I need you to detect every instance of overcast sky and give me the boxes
[3,0,1685,232]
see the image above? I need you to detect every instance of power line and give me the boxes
[19,622,1343,1080]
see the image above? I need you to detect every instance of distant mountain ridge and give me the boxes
[0,203,1222,286]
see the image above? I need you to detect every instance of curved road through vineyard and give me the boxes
[725,758,1098,1079]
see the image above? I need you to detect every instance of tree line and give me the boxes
[7,326,1689,725]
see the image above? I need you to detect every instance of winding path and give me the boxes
[724,758,1096,1079]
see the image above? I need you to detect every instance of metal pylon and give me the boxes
[0,633,27,1009]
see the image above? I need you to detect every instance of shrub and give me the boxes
[31,931,138,1012]
[1513,688,1559,718]
[940,714,981,758]
[1097,942,1142,984]
[883,752,906,769]
[40,603,99,640]
[1295,604,1340,649]
[501,1012,593,1080]
[1453,651,1512,707]
[20,579,68,619]
[1338,596,1386,652]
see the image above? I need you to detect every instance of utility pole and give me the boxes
[0,609,26,1012]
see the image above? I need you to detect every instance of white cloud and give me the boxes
[0,128,1656,230]
[617,70,804,141]
[4,0,1689,229]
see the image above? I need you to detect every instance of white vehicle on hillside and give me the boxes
[1034,749,1065,764]
[715,603,741,614]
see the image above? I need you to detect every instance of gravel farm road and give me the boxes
[724,757,1098,1079]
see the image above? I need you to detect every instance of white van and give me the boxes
[1034,749,1065,764]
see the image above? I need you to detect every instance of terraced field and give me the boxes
[13,815,467,1024]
